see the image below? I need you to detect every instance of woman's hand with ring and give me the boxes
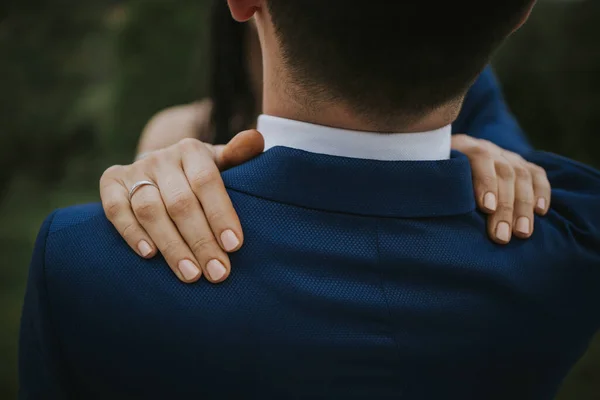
[99,130,264,283]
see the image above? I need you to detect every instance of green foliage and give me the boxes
[109,0,211,157]
[0,2,211,397]
[1,1,599,399]
[495,0,600,168]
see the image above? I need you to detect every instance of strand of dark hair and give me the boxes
[208,0,257,145]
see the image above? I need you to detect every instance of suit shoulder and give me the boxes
[527,151,600,188]
[528,152,600,252]
[40,202,124,270]
[46,202,106,237]
[33,202,140,293]
[528,151,600,214]
[29,203,108,280]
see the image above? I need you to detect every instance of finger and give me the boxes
[450,133,477,152]
[154,163,231,284]
[181,141,244,254]
[487,158,515,245]
[528,163,551,216]
[100,167,157,258]
[511,163,535,239]
[217,129,265,170]
[469,153,499,214]
[130,182,203,283]
[451,135,498,213]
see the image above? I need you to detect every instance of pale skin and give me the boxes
[100,0,550,284]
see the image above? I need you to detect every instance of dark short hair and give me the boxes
[266,0,531,128]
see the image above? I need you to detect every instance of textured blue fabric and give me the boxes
[19,145,600,399]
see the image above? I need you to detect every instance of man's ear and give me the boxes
[513,0,537,33]
[227,0,263,22]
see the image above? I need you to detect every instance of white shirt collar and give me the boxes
[257,115,451,161]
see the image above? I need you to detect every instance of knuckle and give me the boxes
[497,201,514,214]
[103,198,125,220]
[188,168,219,190]
[190,236,219,255]
[178,137,203,151]
[475,174,496,189]
[479,139,497,152]
[162,239,184,258]
[121,222,138,241]
[166,193,196,218]
[470,145,492,159]
[101,165,123,180]
[142,151,163,169]
[495,160,515,180]
[515,197,535,208]
[134,199,159,223]
[530,163,549,181]
[513,165,532,180]
[504,152,524,164]
[205,207,226,223]
[476,139,497,153]
[528,163,545,174]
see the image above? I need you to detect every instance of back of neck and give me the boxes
[262,80,461,134]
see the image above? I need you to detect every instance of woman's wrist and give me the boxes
[135,102,210,160]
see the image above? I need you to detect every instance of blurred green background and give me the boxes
[1,1,599,398]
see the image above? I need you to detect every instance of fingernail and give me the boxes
[137,240,153,257]
[537,197,546,211]
[516,217,530,235]
[178,259,201,281]
[207,259,227,282]
[495,222,511,243]
[220,229,240,252]
[484,192,497,211]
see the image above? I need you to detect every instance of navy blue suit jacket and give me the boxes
[19,68,600,399]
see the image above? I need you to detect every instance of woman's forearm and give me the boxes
[136,101,213,155]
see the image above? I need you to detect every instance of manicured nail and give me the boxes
[495,222,511,243]
[137,240,153,257]
[178,259,201,281]
[220,229,240,252]
[207,259,227,281]
[536,197,546,211]
[484,192,497,211]
[516,217,530,235]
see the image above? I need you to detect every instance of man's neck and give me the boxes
[256,48,454,161]
[262,78,462,134]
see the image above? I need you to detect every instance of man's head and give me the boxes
[228,0,535,130]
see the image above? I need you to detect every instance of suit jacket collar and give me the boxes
[223,147,475,218]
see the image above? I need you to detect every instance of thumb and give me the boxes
[450,133,476,152]
[216,129,265,171]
